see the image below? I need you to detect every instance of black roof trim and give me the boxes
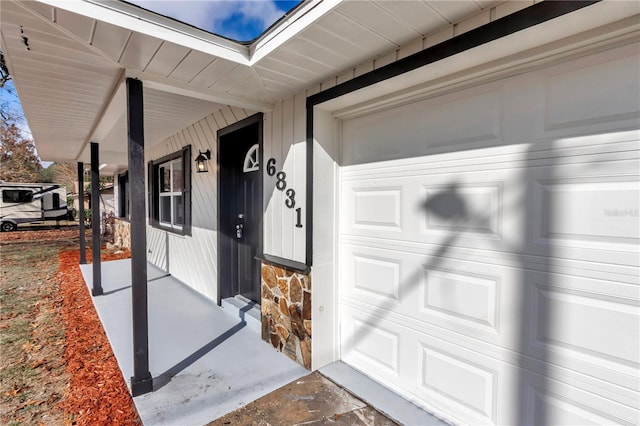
[307,1,600,107]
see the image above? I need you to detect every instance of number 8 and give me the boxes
[276,171,287,191]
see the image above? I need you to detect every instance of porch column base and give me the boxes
[131,374,153,397]
[91,288,104,297]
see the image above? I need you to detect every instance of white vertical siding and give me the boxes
[280,96,295,260]
[263,92,307,264]
[146,105,252,301]
[292,92,307,258]
[265,100,283,255]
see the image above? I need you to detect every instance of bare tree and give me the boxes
[0,51,10,89]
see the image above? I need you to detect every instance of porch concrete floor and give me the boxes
[80,259,308,425]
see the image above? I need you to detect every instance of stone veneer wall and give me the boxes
[261,264,311,369]
[113,219,131,250]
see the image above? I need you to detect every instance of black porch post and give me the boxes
[127,77,152,396]
[90,143,103,296]
[77,162,87,265]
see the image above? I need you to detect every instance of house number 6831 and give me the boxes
[267,158,303,228]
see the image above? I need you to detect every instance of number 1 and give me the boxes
[295,208,303,228]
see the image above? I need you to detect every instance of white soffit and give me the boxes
[252,0,501,98]
[323,1,640,118]
[78,86,226,166]
[16,0,278,104]
[0,0,123,163]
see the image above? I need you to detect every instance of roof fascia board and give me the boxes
[249,0,343,65]
[126,69,274,112]
[331,16,640,120]
[35,0,251,65]
[307,0,602,107]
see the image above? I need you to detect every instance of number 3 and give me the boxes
[285,188,295,208]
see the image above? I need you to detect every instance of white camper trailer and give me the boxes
[0,182,68,232]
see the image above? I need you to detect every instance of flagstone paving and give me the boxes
[209,371,398,426]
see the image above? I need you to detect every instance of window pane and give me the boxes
[2,190,18,203]
[173,195,183,225]
[172,159,183,192]
[2,190,33,203]
[160,196,171,223]
[159,165,170,193]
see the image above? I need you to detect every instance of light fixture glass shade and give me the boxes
[195,150,211,173]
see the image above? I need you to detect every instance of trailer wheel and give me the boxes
[0,221,17,232]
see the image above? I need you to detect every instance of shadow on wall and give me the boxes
[340,150,557,423]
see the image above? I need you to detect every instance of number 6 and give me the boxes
[266,158,276,176]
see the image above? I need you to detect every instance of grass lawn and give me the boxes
[0,228,139,425]
[0,231,76,424]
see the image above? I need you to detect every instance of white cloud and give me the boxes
[127,0,289,41]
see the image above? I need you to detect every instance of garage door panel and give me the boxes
[343,290,639,413]
[341,83,508,167]
[351,186,402,230]
[351,253,401,301]
[340,306,404,381]
[342,244,515,350]
[525,159,640,267]
[420,343,498,424]
[538,47,640,138]
[522,376,639,426]
[339,44,639,424]
[342,230,638,285]
[422,181,504,240]
[342,156,640,268]
[531,179,639,245]
[422,264,499,332]
[341,171,518,254]
[528,279,640,374]
[342,239,640,388]
[341,303,502,425]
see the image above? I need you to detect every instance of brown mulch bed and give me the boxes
[1,228,141,424]
[57,249,141,425]
[0,228,79,244]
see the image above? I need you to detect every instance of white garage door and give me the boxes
[338,44,639,425]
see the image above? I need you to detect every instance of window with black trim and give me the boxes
[148,146,191,235]
[118,172,129,219]
[2,189,33,203]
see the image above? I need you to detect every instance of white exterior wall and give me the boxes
[262,95,307,263]
[146,105,253,300]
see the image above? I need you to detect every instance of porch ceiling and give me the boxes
[1,0,506,168]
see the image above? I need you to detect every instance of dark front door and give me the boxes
[218,115,263,304]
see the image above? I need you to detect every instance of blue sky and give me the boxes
[127,0,302,41]
[1,81,29,135]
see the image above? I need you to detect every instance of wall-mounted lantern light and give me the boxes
[195,149,211,173]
